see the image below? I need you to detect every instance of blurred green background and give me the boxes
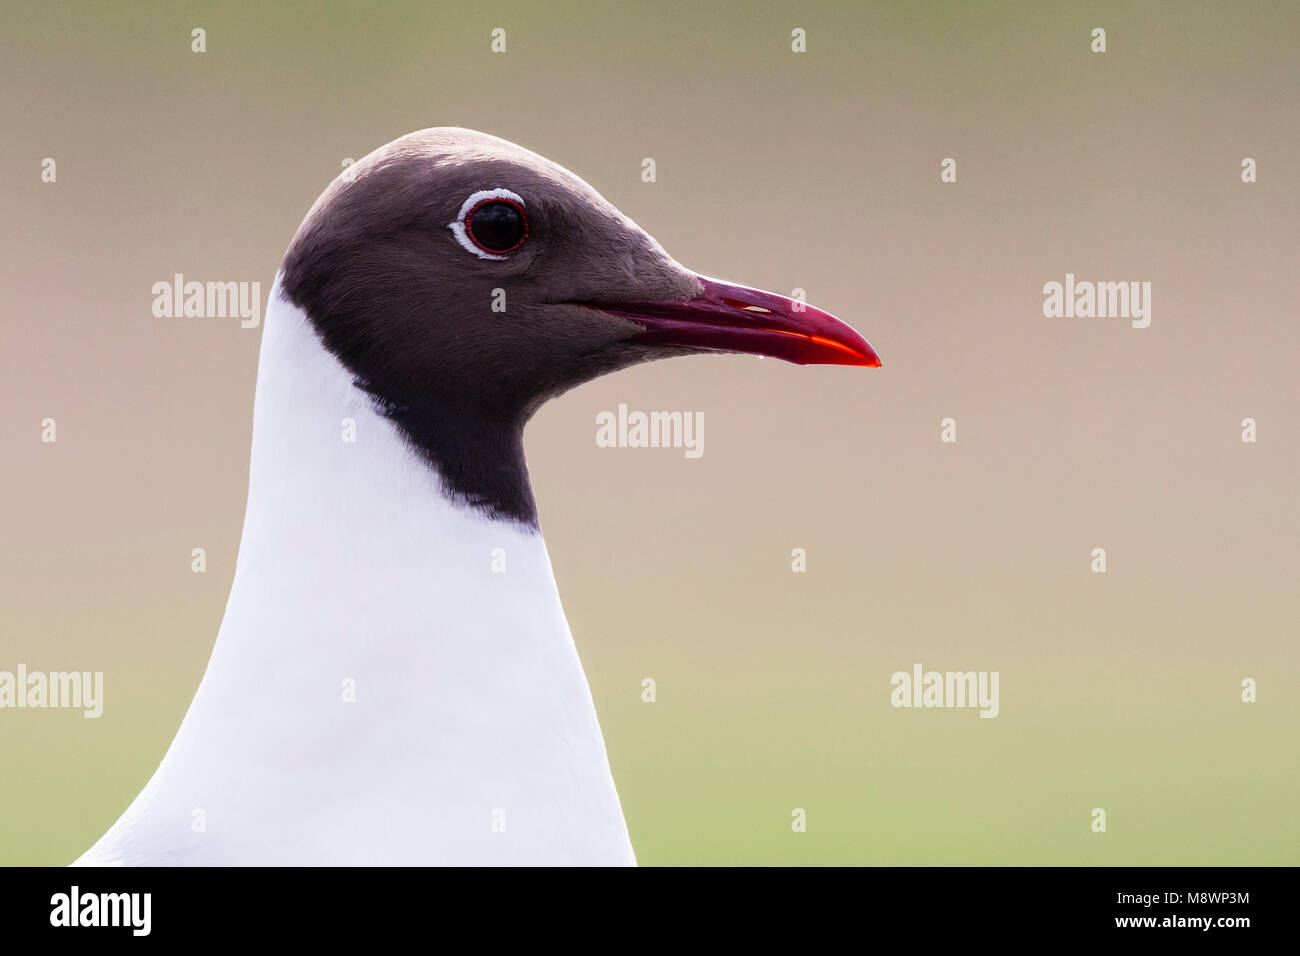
[2,1,1297,865]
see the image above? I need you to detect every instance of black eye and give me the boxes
[465,199,528,254]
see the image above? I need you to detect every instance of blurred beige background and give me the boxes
[2,0,1297,864]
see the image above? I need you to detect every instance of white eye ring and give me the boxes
[448,188,527,261]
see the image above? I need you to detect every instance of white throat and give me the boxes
[78,278,633,865]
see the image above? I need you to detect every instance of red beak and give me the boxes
[598,276,881,368]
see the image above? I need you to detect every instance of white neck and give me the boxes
[78,278,633,865]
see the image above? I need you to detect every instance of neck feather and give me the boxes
[79,278,632,865]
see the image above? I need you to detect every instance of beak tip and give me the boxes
[851,343,882,369]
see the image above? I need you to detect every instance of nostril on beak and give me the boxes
[721,298,772,314]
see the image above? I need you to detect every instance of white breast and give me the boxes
[75,277,634,866]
